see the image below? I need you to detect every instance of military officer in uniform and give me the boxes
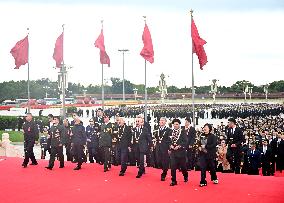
[169,118,188,186]
[153,117,171,181]
[99,113,114,172]
[86,119,100,163]
[45,116,65,170]
[22,113,39,168]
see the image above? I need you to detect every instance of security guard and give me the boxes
[45,116,65,170]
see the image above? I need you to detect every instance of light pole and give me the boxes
[43,86,50,98]
[118,49,129,103]
[58,65,72,119]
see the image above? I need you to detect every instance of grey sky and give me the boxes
[0,0,283,88]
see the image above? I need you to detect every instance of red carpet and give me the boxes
[0,157,283,203]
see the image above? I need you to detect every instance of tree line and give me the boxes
[0,78,284,102]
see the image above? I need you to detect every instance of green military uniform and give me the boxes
[99,122,114,171]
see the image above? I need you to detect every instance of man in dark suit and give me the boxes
[22,113,39,168]
[134,117,153,178]
[184,117,196,171]
[169,118,188,186]
[226,118,244,174]
[247,143,261,175]
[86,119,100,163]
[117,117,132,176]
[154,117,171,181]
[71,116,86,170]
[45,116,64,170]
[260,139,272,176]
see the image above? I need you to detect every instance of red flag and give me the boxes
[140,23,154,64]
[95,29,110,67]
[53,32,63,68]
[10,35,29,69]
[191,18,207,70]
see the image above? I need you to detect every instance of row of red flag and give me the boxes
[10,19,207,70]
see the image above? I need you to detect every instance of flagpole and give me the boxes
[190,9,196,127]
[143,16,148,122]
[101,20,105,110]
[61,24,66,119]
[27,28,31,113]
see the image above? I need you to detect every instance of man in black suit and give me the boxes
[45,116,64,170]
[270,132,282,174]
[226,118,244,174]
[154,117,171,181]
[169,118,188,186]
[117,117,132,176]
[134,117,153,178]
[247,143,261,175]
[71,116,87,170]
[22,113,39,168]
[260,139,272,176]
[184,117,196,171]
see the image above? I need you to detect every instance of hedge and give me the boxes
[0,116,49,131]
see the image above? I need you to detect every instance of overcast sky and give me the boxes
[0,0,283,88]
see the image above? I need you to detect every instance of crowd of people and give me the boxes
[20,103,284,187]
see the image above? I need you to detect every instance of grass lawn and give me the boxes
[0,130,24,142]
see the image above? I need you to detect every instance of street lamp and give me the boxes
[118,49,129,103]
[57,64,72,119]
[43,86,50,98]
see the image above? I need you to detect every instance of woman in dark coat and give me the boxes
[198,123,218,187]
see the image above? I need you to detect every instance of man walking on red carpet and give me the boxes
[22,113,38,168]
[134,117,153,178]
[169,118,188,186]
[45,116,65,170]
[71,116,87,170]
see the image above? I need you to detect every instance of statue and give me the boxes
[159,73,167,104]
[210,79,218,104]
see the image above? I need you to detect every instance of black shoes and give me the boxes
[184,177,188,182]
[136,174,142,178]
[30,162,38,166]
[199,181,207,187]
[45,166,53,170]
[170,181,177,186]
[104,168,109,172]
[59,166,64,168]
[22,164,27,168]
[161,177,165,181]
[73,166,81,170]
[119,172,125,176]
